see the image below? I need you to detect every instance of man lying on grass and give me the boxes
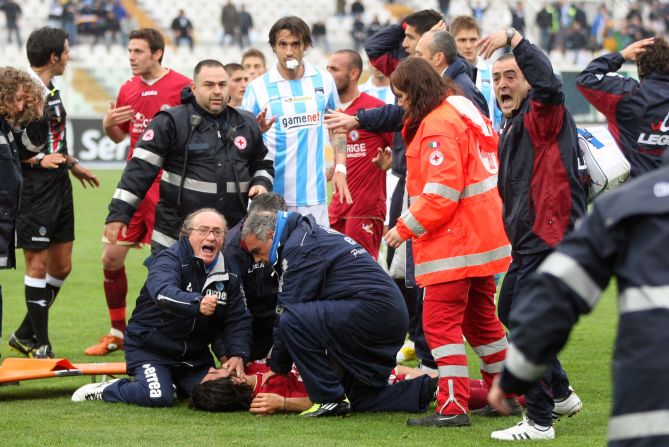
[188,363,507,415]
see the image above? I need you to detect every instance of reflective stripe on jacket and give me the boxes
[396,96,511,286]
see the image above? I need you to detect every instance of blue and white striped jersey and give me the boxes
[475,58,503,132]
[242,60,339,207]
[359,77,396,105]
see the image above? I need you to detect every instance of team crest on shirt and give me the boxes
[429,150,444,166]
[142,129,155,141]
[234,136,247,150]
[160,104,170,111]
[349,130,359,141]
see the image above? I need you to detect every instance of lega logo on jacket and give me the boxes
[640,110,669,146]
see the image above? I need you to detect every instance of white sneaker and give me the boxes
[491,418,556,441]
[553,389,583,419]
[71,379,119,402]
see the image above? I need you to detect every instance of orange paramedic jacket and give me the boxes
[396,96,511,286]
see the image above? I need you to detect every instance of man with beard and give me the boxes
[326,49,393,259]
[242,16,350,226]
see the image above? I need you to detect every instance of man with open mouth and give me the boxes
[72,208,252,407]
[476,27,588,441]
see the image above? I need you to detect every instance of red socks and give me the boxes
[103,267,127,333]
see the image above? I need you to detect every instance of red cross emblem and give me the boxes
[141,129,154,141]
[234,136,247,150]
[429,150,444,166]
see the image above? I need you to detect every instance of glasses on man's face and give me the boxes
[190,226,225,238]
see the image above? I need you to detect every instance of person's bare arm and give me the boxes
[331,131,352,204]
[249,393,312,414]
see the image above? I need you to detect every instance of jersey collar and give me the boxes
[28,66,59,95]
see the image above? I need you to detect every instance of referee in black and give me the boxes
[8,27,99,359]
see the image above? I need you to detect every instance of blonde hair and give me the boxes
[0,67,44,125]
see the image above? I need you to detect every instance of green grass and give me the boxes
[0,170,616,446]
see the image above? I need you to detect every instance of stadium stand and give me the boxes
[0,0,657,120]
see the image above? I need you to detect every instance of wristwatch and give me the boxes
[506,27,516,46]
[67,157,80,170]
[34,152,45,167]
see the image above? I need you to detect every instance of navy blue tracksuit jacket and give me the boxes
[125,237,251,367]
[103,238,251,407]
[266,213,433,411]
[223,218,278,360]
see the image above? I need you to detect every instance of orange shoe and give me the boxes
[84,335,124,356]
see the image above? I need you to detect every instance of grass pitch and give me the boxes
[0,170,616,446]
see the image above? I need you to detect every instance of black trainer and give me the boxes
[8,333,36,357]
[31,344,54,359]
[471,398,523,417]
[300,398,351,417]
[407,413,471,427]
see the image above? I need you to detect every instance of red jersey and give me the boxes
[116,69,191,158]
[329,92,393,220]
[248,362,308,398]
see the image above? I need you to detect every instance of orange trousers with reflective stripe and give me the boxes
[423,276,508,415]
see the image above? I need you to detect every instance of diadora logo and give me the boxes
[206,288,227,305]
[280,112,322,130]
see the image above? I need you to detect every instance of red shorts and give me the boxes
[116,179,159,245]
[330,217,383,259]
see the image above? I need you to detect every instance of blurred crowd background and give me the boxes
[1,0,667,136]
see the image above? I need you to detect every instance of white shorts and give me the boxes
[287,204,329,228]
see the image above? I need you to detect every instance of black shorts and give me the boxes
[16,169,74,249]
